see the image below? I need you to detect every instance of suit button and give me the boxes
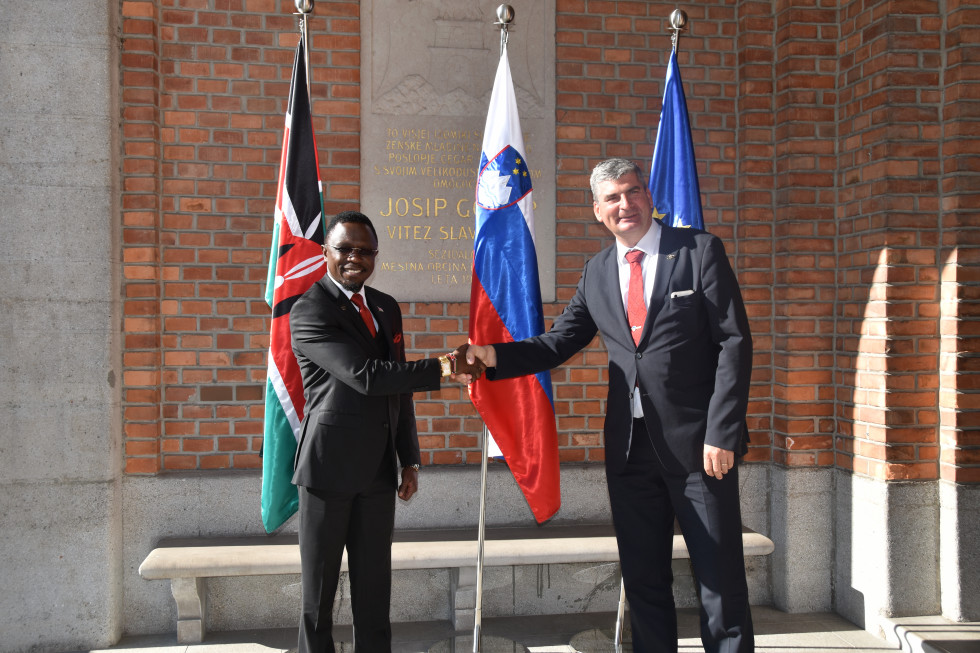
[383,423,389,429]
[635,352,643,359]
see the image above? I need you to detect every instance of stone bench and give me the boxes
[138,524,774,643]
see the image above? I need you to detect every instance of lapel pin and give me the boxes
[666,253,676,259]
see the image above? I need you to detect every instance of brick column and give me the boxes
[767,0,839,613]
[835,0,945,627]
[771,1,838,470]
[837,0,943,484]
[735,0,776,462]
[939,0,980,487]
[939,0,980,621]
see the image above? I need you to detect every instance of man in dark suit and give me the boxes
[289,210,482,653]
[465,159,754,652]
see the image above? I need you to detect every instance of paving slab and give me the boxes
[60,607,980,653]
[883,615,980,653]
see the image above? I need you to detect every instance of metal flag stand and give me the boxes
[613,10,689,651]
[472,10,515,651]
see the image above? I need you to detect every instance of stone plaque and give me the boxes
[361,0,556,302]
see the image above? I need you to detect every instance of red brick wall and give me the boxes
[121,0,163,472]
[119,0,978,484]
[552,0,741,465]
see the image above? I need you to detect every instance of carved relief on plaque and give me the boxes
[362,0,556,302]
[371,1,545,119]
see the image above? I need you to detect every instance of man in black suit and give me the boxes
[466,159,754,652]
[289,210,482,653]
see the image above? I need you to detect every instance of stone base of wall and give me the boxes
[834,471,941,636]
[2,480,121,653]
[940,480,980,622]
[770,466,834,612]
[123,463,771,636]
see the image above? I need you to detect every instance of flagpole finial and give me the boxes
[494,5,515,55]
[294,0,313,13]
[495,4,515,26]
[669,8,688,53]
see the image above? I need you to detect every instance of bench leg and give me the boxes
[171,577,207,644]
[450,566,476,631]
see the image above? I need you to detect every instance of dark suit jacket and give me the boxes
[490,224,752,474]
[289,276,442,492]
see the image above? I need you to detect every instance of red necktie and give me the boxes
[350,293,377,337]
[625,249,646,346]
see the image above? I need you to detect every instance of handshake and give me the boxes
[445,343,497,384]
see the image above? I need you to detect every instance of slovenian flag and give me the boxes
[261,36,326,533]
[468,45,561,524]
[648,50,705,230]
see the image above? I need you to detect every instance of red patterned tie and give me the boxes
[350,293,377,337]
[625,249,646,346]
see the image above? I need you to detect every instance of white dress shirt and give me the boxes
[614,222,661,417]
[326,274,378,333]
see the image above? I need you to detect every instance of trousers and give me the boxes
[606,419,754,653]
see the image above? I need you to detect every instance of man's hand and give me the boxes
[703,444,735,480]
[463,343,497,369]
[398,466,418,500]
[447,343,488,383]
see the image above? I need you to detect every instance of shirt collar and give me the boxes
[325,272,368,305]
[616,221,661,264]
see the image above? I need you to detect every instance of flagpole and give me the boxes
[614,577,626,650]
[295,0,314,100]
[616,10,692,646]
[472,12,515,651]
[472,424,489,652]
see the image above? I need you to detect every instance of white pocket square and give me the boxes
[670,289,695,298]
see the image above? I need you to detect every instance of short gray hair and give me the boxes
[590,158,644,199]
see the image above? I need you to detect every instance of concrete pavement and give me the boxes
[61,606,980,653]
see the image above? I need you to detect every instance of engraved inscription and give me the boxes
[362,0,556,301]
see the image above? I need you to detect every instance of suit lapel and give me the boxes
[319,277,382,353]
[598,247,632,342]
[639,224,679,345]
[365,288,395,360]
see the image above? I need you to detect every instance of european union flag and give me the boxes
[648,51,704,230]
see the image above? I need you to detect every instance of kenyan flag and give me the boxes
[261,36,325,532]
